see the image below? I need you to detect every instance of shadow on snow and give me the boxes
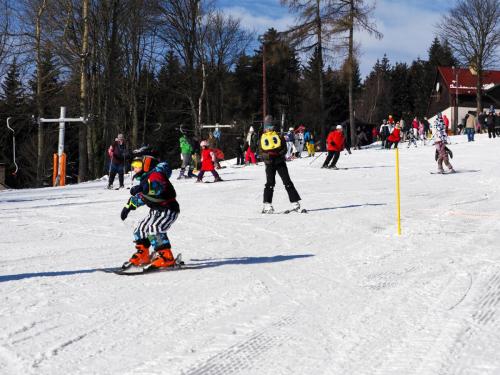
[188,254,314,269]
[307,203,386,212]
[0,254,314,282]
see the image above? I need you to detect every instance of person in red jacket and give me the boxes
[196,140,223,182]
[386,122,401,149]
[322,125,350,169]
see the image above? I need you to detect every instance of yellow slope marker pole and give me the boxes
[395,148,401,235]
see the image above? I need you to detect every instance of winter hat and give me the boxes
[249,126,254,133]
[200,140,208,147]
[289,127,294,131]
[117,133,125,141]
[336,125,343,130]
[263,115,274,130]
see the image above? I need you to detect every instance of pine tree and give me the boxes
[428,37,457,67]
[391,62,411,123]
[1,58,25,116]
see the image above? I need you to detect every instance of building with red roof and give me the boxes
[428,67,500,131]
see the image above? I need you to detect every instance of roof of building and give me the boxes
[438,67,500,95]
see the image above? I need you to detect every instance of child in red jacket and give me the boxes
[196,140,223,182]
[386,123,401,149]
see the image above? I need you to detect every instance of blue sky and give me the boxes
[215,0,453,79]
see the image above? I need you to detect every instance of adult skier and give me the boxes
[259,116,302,214]
[178,132,197,179]
[294,126,305,157]
[120,146,181,271]
[285,127,295,160]
[244,127,258,164]
[322,125,350,169]
[107,133,129,189]
[379,119,390,148]
[304,128,316,157]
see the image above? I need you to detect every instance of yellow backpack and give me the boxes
[260,131,282,151]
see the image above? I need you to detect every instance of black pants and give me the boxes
[386,141,398,149]
[109,164,124,187]
[323,151,340,168]
[236,150,244,165]
[263,161,301,203]
[488,125,496,138]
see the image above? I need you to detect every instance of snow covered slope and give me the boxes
[1,134,500,375]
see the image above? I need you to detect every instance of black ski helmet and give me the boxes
[131,145,160,173]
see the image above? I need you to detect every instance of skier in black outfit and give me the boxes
[234,136,245,165]
[107,133,129,189]
[259,116,301,214]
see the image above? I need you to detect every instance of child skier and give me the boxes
[120,146,181,271]
[433,113,455,174]
[406,128,418,148]
[196,140,223,182]
[259,116,302,214]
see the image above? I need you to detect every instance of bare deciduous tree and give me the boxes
[0,0,13,77]
[337,0,381,147]
[158,0,203,134]
[438,0,500,114]
[280,0,344,148]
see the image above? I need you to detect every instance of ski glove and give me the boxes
[120,207,130,221]
[121,198,137,220]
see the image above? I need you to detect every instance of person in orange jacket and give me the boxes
[386,122,401,149]
[322,125,350,169]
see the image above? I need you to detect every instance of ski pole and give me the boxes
[309,151,324,165]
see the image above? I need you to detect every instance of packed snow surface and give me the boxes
[1,134,500,375]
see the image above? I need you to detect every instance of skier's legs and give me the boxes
[117,165,124,187]
[196,170,205,181]
[108,164,118,187]
[237,151,244,165]
[329,151,340,167]
[436,143,447,171]
[211,170,222,181]
[276,162,301,202]
[322,151,334,167]
[263,164,277,203]
[246,148,256,164]
[144,210,179,268]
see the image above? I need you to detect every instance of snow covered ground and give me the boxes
[1,133,500,375]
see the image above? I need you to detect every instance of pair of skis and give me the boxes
[103,254,185,275]
[262,207,308,215]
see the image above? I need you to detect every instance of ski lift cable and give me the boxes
[6,117,19,175]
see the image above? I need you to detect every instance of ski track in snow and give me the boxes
[1,134,500,374]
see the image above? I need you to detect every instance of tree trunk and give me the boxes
[316,0,325,150]
[198,62,207,131]
[348,0,356,148]
[78,0,89,183]
[476,69,483,118]
[35,1,47,187]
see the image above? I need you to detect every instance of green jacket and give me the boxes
[179,135,193,154]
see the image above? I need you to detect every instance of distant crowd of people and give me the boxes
[106,105,498,188]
